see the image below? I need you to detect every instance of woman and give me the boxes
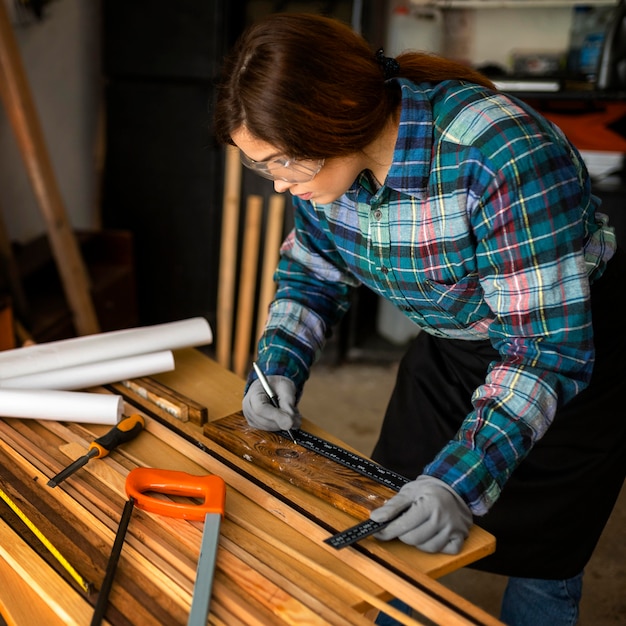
[213,12,626,626]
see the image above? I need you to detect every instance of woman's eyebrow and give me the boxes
[247,150,282,163]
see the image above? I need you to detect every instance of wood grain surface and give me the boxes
[0,351,501,625]
[204,411,395,519]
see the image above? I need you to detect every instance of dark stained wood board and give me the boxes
[203,411,396,520]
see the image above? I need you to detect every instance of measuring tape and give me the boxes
[279,429,411,549]
[0,483,91,592]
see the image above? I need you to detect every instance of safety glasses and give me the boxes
[240,152,324,183]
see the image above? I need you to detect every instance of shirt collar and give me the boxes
[346,78,433,201]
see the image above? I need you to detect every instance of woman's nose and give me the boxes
[273,179,292,193]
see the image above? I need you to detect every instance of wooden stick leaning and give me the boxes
[0,1,99,336]
[217,145,243,370]
[233,195,263,378]
[256,193,285,343]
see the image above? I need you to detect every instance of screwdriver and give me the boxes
[47,414,145,488]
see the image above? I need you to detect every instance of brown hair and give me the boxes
[213,13,494,159]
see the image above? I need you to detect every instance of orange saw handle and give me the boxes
[125,468,225,522]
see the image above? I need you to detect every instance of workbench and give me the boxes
[0,348,501,625]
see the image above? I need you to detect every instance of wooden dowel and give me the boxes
[216,146,242,370]
[256,194,285,343]
[0,2,99,336]
[232,195,263,379]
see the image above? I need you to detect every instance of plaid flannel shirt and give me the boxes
[253,78,616,515]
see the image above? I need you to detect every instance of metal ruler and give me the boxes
[280,429,409,491]
[279,429,410,549]
[324,516,394,549]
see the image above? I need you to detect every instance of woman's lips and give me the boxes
[295,192,313,201]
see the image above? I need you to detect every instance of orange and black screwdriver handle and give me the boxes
[125,468,225,522]
[90,414,145,458]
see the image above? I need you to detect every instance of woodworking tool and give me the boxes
[277,429,414,550]
[325,517,395,549]
[90,496,135,626]
[47,413,145,488]
[325,503,413,549]
[0,481,91,592]
[280,428,410,491]
[125,467,226,626]
[252,361,297,442]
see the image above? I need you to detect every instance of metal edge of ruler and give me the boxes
[279,429,409,491]
[277,429,412,550]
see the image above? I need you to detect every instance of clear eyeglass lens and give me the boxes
[240,153,323,183]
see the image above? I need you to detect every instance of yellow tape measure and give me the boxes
[0,484,90,593]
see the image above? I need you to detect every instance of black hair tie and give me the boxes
[375,48,400,80]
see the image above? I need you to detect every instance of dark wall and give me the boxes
[100,0,386,348]
[101,1,241,328]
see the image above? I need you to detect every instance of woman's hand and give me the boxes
[242,376,302,431]
[370,475,472,554]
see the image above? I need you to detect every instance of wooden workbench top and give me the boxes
[0,348,500,625]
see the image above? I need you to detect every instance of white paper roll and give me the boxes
[0,389,122,424]
[0,351,175,390]
[0,317,212,379]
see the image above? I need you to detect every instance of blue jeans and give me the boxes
[500,572,584,626]
[375,572,584,626]
[374,599,413,625]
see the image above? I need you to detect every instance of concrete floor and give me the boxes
[299,358,626,625]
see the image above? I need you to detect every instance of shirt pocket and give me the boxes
[424,274,491,327]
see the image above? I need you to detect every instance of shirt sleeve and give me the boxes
[251,198,360,391]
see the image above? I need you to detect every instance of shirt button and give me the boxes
[381,266,389,274]
[373,209,382,220]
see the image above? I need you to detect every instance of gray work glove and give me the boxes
[242,376,302,432]
[370,475,472,555]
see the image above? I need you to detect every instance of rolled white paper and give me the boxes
[0,351,175,390]
[0,317,212,379]
[0,389,122,424]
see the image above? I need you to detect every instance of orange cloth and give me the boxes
[542,102,626,152]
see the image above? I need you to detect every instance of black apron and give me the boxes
[371,249,626,579]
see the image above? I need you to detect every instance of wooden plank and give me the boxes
[133,376,207,424]
[204,411,394,519]
[141,416,500,623]
[0,1,99,336]
[154,348,244,421]
[0,519,96,626]
[111,377,208,425]
[0,554,71,626]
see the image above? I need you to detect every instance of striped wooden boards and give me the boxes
[0,391,500,625]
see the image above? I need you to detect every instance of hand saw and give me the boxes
[125,468,226,626]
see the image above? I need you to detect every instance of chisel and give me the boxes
[125,468,226,625]
[47,413,145,487]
